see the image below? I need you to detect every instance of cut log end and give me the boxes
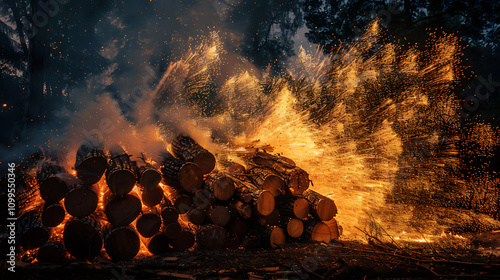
[210,176,235,201]
[147,234,171,255]
[317,198,337,221]
[200,226,227,250]
[286,218,304,238]
[105,194,142,226]
[262,175,285,197]
[178,163,204,192]
[136,213,162,238]
[208,206,231,227]
[76,157,107,185]
[161,205,179,224]
[42,203,66,227]
[186,208,207,226]
[106,170,136,196]
[293,198,310,219]
[164,222,182,239]
[256,191,275,216]
[194,152,216,174]
[65,186,98,218]
[270,227,286,248]
[36,242,65,264]
[141,185,164,207]
[172,230,195,251]
[39,177,68,203]
[105,226,140,261]
[63,218,103,261]
[139,169,162,191]
[288,169,309,196]
[311,222,331,243]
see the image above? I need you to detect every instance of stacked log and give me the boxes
[15,138,341,262]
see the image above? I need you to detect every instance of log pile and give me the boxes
[11,136,341,264]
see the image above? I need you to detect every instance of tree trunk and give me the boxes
[64,183,98,218]
[171,135,216,174]
[63,216,103,261]
[103,225,141,261]
[75,143,107,185]
[249,167,285,197]
[228,175,275,216]
[276,195,310,219]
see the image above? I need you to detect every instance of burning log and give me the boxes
[160,151,203,192]
[141,185,164,207]
[135,158,162,190]
[105,146,137,196]
[63,216,103,261]
[164,221,182,239]
[74,143,107,185]
[248,167,285,197]
[231,200,252,219]
[193,188,215,210]
[302,190,337,221]
[304,220,332,243]
[171,135,216,174]
[36,238,66,264]
[136,210,162,238]
[284,167,310,196]
[64,183,98,218]
[227,162,246,175]
[104,192,142,226]
[41,202,66,227]
[249,151,296,172]
[195,224,228,250]
[208,205,231,227]
[160,203,179,224]
[205,172,236,201]
[145,233,171,255]
[104,225,141,261]
[171,230,196,252]
[17,210,50,250]
[37,163,78,203]
[162,184,193,214]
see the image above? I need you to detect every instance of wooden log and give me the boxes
[136,210,162,238]
[184,208,207,226]
[64,183,98,218]
[323,218,340,240]
[248,167,285,197]
[37,162,76,203]
[145,233,171,255]
[74,143,107,185]
[276,195,310,219]
[63,216,103,261]
[195,224,227,250]
[269,227,287,248]
[105,146,137,195]
[162,184,193,214]
[249,151,296,172]
[208,205,231,227]
[104,225,141,261]
[302,190,337,221]
[135,159,162,190]
[141,185,164,207]
[227,162,245,175]
[164,221,182,239]
[36,238,66,264]
[160,151,203,192]
[284,167,309,196]
[231,200,252,219]
[229,175,275,216]
[171,230,196,252]
[205,172,235,201]
[41,202,66,227]
[192,188,215,210]
[17,210,50,250]
[104,192,142,226]
[250,225,286,248]
[171,135,216,174]
[160,203,179,224]
[283,217,304,239]
[304,220,331,243]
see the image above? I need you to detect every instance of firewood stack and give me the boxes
[11,136,341,263]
